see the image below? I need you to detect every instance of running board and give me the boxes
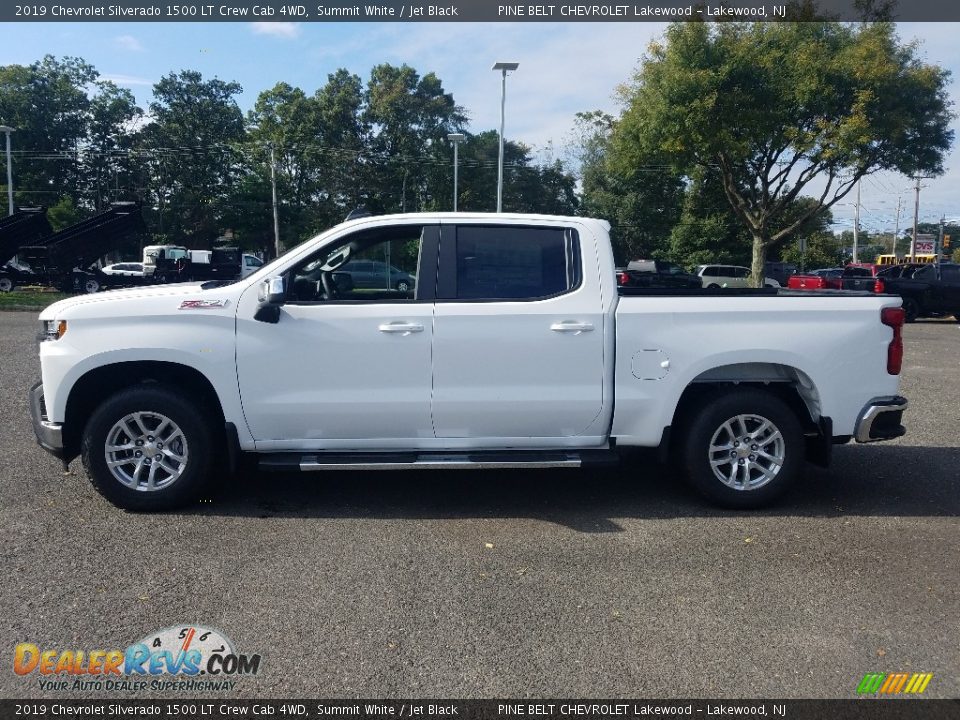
[258,450,618,472]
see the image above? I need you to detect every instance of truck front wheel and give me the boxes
[81,385,214,511]
[681,389,804,509]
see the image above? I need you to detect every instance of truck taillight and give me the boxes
[873,278,885,293]
[617,271,630,286]
[881,306,904,375]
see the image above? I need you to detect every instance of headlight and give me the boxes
[42,320,67,341]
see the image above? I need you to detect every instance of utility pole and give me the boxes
[909,175,933,260]
[893,195,902,257]
[268,143,280,259]
[937,214,944,275]
[852,180,860,263]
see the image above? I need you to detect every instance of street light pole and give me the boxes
[492,62,519,213]
[447,133,464,211]
[0,125,14,216]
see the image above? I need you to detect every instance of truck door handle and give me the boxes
[550,321,594,334]
[378,322,424,335]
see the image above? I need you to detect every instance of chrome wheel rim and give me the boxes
[85,279,99,293]
[104,411,189,492]
[708,413,785,491]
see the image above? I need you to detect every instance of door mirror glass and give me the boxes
[255,277,285,323]
[257,276,286,305]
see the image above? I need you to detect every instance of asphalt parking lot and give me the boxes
[0,310,957,700]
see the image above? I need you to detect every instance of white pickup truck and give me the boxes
[31,213,908,511]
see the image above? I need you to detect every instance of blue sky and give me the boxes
[3,20,960,234]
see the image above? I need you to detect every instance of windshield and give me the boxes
[240,224,344,284]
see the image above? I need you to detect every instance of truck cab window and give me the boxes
[444,226,578,301]
[286,225,426,303]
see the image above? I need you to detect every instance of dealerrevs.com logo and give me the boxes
[13,625,261,692]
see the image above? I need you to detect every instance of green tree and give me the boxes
[46,196,83,231]
[313,69,370,218]
[573,111,684,263]
[139,70,245,245]
[779,231,845,270]
[612,21,953,285]
[82,82,143,211]
[667,167,751,268]
[235,71,371,255]
[452,130,578,215]
[0,55,98,208]
[363,64,465,214]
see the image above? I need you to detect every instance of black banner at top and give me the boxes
[4,0,960,23]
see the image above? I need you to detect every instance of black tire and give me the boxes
[902,297,920,323]
[707,283,721,289]
[680,388,804,509]
[81,385,215,511]
[84,277,100,294]
[0,276,13,293]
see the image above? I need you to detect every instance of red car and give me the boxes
[788,265,885,293]
[787,268,843,290]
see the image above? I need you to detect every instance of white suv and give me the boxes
[696,264,781,288]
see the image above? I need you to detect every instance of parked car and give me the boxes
[879,262,960,322]
[787,268,843,290]
[695,264,781,288]
[338,259,416,292]
[32,212,907,513]
[616,259,701,289]
[100,263,145,277]
[241,254,264,279]
[763,261,798,287]
[787,265,884,292]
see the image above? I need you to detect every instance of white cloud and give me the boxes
[250,22,301,39]
[361,22,666,159]
[114,35,144,52]
[99,74,154,87]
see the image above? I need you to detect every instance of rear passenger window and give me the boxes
[444,226,579,300]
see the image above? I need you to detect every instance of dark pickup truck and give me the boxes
[838,264,884,292]
[616,259,702,289]
[879,262,960,322]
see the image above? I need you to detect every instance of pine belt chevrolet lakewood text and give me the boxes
[30,213,908,511]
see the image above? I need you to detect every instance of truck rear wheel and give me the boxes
[81,385,214,511]
[680,389,804,509]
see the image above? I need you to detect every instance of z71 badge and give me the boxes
[179,299,228,310]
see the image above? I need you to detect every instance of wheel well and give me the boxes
[670,363,822,438]
[63,361,225,458]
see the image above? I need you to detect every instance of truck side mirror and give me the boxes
[254,276,285,323]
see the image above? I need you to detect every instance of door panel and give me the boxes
[235,224,437,445]
[236,303,434,441]
[431,224,604,441]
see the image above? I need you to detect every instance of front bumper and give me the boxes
[29,381,68,461]
[854,396,908,443]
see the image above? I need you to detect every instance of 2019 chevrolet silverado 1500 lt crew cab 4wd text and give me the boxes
[30,213,908,511]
